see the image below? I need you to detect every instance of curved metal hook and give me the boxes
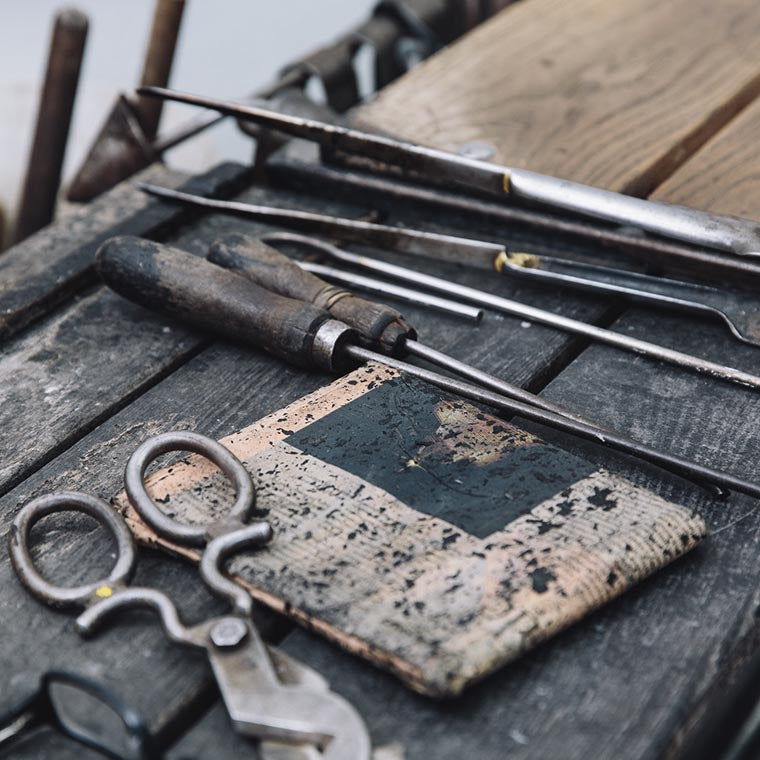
[76,587,201,648]
[125,431,256,547]
[8,492,136,609]
[201,522,273,616]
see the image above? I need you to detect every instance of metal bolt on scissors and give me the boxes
[8,431,371,760]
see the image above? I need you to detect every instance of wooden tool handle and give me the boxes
[96,236,352,370]
[207,232,415,353]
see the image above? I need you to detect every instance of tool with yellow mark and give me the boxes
[8,432,371,760]
[140,86,760,258]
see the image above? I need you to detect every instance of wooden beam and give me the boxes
[358,0,760,196]
[652,95,760,218]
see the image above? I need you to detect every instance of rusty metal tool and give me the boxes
[497,252,760,348]
[245,232,760,393]
[206,232,588,425]
[139,182,760,349]
[14,8,88,242]
[95,235,760,499]
[138,87,760,258]
[138,181,504,265]
[9,431,371,760]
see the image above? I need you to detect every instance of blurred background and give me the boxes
[0,1,376,241]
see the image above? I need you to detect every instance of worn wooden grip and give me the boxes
[208,232,416,353]
[96,235,349,370]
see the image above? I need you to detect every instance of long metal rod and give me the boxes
[140,184,760,389]
[499,252,760,347]
[347,345,760,499]
[298,261,483,321]
[262,233,610,431]
[308,239,760,392]
[138,86,760,257]
[274,159,760,288]
[403,340,597,428]
[138,182,503,265]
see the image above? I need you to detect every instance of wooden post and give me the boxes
[14,8,88,243]
[134,0,186,140]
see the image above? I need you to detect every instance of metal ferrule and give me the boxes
[311,318,357,372]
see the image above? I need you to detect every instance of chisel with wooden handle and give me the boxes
[96,234,760,500]
[206,231,588,424]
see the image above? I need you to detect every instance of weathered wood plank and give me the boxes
[0,290,198,496]
[651,95,760,219]
[0,161,250,344]
[358,0,760,196]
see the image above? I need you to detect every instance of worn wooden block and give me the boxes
[114,362,704,696]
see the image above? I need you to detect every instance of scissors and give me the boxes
[8,431,371,760]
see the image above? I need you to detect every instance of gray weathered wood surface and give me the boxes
[4,0,760,756]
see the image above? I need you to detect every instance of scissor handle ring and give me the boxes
[125,431,255,547]
[8,491,136,608]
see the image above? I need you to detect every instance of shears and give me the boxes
[8,431,371,760]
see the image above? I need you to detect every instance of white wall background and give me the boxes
[0,0,376,225]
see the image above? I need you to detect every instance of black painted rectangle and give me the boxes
[285,375,597,539]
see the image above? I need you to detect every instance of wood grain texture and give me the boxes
[652,94,760,218]
[358,0,760,196]
[0,162,248,344]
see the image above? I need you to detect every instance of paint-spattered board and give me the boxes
[115,363,705,697]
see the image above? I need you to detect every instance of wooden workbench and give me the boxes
[4,0,760,756]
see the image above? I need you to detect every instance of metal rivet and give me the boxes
[210,617,249,649]
[457,141,496,161]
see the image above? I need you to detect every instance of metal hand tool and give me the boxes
[497,252,760,348]
[139,180,760,332]
[137,182,760,389]
[206,231,590,426]
[300,260,483,322]
[96,235,760,499]
[138,87,760,258]
[273,157,760,289]
[248,232,760,393]
[9,431,370,760]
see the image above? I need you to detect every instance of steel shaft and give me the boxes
[346,345,759,499]
[138,86,760,257]
[322,245,760,392]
